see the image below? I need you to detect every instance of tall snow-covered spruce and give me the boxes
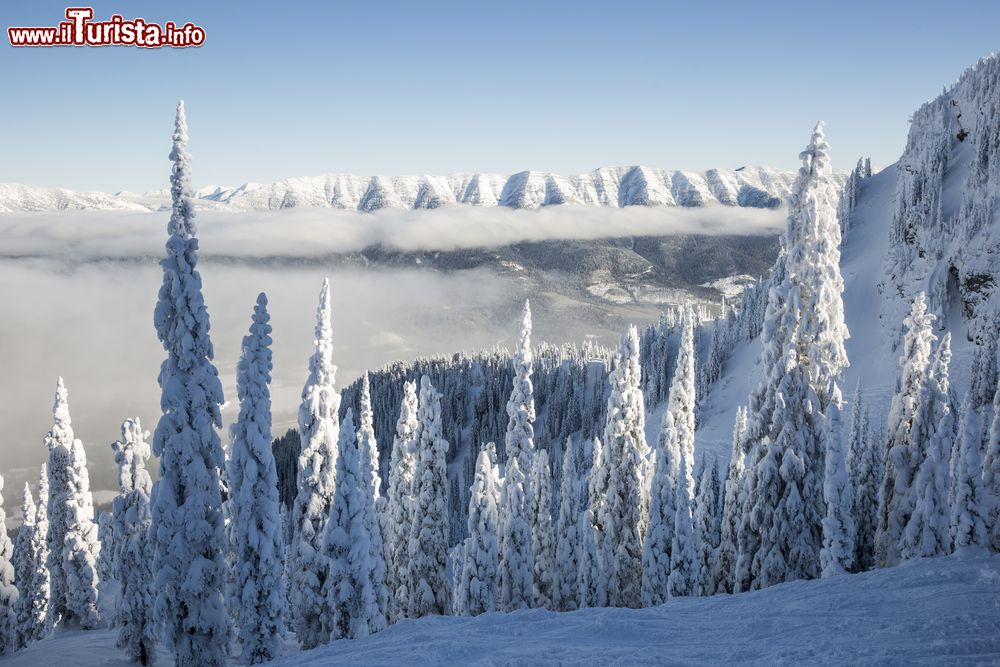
[717,406,747,593]
[737,122,848,590]
[44,377,75,627]
[406,376,451,617]
[505,299,536,475]
[820,393,855,576]
[499,457,533,612]
[528,450,555,609]
[0,476,16,656]
[601,326,649,608]
[554,438,580,611]
[29,466,51,642]
[149,101,228,667]
[289,279,340,648]
[62,434,101,629]
[877,293,936,567]
[13,483,36,650]
[227,294,284,663]
[668,448,698,598]
[385,380,419,621]
[642,307,696,606]
[456,442,501,616]
[323,409,387,640]
[951,400,987,552]
[112,418,156,665]
[356,372,388,627]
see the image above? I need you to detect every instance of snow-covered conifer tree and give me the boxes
[227,294,284,663]
[717,406,747,593]
[951,401,987,551]
[0,476,16,656]
[13,484,35,650]
[642,309,696,605]
[288,279,340,648]
[695,461,722,595]
[324,409,386,640]
[44,378,75,626]
[738,123,847,590]
[554,438,580,611]
[149,100,228,667]
[848,386,879,571]
[457,442,500,616]
[355,371,388,628]
[528,450,555,609]
[586,434,610,608]
[600,326,649,608]
[901,335,954,560]
[406,376,451,617]
[821,391,855,576]
[668,449,698,598]
[984,366,1000,552]
[877,292,936,567]
[505,300,536,475]
[62,435,101,629]
[112,418,156,666]
[96,512,114,599]
[499,458,533,612]
[29,466,50,642]
[576,509,601,608]
[385,380,419,621]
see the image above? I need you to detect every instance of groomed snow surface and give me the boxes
[6,553,999,665]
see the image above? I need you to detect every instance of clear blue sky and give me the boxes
[3,0,998,191]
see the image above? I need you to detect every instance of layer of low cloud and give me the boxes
[0,204,786,260]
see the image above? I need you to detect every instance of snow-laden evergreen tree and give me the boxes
[587,432,610,608]
[901,335,954,560]
[821,390,855,576]
[112,417,156,666]
[984,364,1000,552]
[499,457,533,612]
[738,123,849,590]
[406,376,451,617]
[149,101,228,667]
[951,400,987,552]
[96,511,114,599]
[227,294,284,663]
[505,299,536,474]
[600,326,649,608]
[847,385,879,571]
[456,442,501,616]
[877,293,936,567]
[355,372,389,628]
[668,448,698,598]
[29,466,51,642]
[642,309,696,606]
[576,508,601,608]
[554,438,580,611]
[44,378,75,627]
[323,409,386,640]
[385,380,419,621]
[13,483,36,650]
[0,476,16,656]
[289,279,340,648]
[528,450,555,609]
[695,460,722,595]
[717,406,747,594]
[62,435,101,629]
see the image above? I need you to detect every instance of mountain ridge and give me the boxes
[1,165,846,213]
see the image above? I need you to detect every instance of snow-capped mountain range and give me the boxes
[0,166,814,213]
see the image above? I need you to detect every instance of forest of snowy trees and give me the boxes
[2,104,1000,666]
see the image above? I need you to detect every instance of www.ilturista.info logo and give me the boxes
[8,7,205,48]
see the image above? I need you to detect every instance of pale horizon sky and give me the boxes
[2,0,999,192]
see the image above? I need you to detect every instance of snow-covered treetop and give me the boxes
[519,299,532,365]
[169,100,196,239]
[46,377,73,451]
[311,278,335,390]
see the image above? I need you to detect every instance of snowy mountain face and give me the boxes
[883,54,1000,338]
[0,166,810,212]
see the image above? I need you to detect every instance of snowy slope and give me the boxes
[0,166,817,213]
[8,553,999,665]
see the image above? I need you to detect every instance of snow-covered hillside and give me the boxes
[7,553,997,666]
[0,166,811,212]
